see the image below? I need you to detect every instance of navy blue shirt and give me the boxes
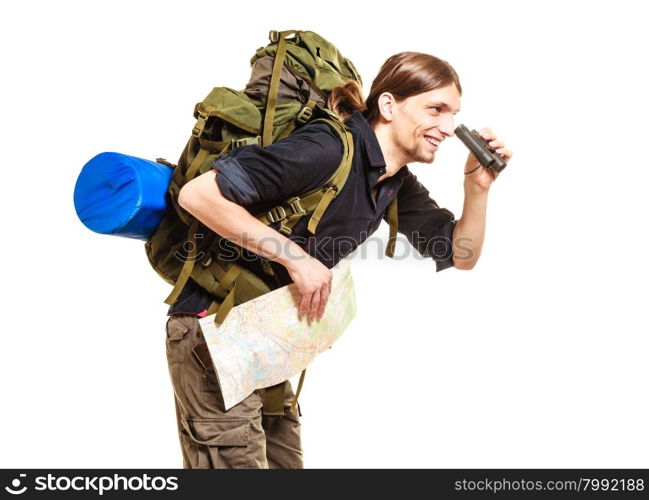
[168,111,456,315]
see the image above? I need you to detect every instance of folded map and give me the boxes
[199,259,356,410]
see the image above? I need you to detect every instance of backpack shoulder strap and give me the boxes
[255,115,354,236]
[385,196,398,258]
[255,114,399,255]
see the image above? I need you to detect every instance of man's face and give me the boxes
[389,84,461,164]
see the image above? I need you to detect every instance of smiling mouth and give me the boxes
[424,136,440,149]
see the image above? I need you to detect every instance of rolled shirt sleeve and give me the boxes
[385,168,456,272]
[213,122,343,206]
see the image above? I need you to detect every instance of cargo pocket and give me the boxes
[181,417,251,469]
[192,341,225,412]
[166,315,195,340]
[165,315,196,365]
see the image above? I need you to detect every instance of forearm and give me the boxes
[452,181,490,270]
[178,171,308,271]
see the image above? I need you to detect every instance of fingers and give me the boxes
[299,292,312,322]
[308,288,321,324]
[317,280,330,321]
[292,260,334,324]
[298,282,331,323]
[498,148,513,161]
[479,127,496,141]
[481,130,513,163]
[488,141,512,161]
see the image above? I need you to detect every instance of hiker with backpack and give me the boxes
[154,32,512,469]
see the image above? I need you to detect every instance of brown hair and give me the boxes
[327,52,462,124]
[326,80,366,122]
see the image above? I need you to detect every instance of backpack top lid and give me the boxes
[250,30,362,96]
[74,152,173,240]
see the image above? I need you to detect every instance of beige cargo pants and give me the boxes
[165,314,304,469]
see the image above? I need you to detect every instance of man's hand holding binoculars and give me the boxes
[459,126,513,191]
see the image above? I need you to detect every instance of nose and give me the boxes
[439,114,455,138]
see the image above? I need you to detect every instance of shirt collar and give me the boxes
[346,111,386,168]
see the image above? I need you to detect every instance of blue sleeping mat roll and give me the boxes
[74,152,174,240]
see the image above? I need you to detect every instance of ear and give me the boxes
[377,92,396,122]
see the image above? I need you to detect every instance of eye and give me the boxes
[427,106,441,114]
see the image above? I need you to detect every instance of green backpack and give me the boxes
[145,30,399,414]
[146,30,398,323]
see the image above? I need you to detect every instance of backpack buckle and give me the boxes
[322,183,339,193]
[192,112,208,137]
[287,197,306,216]
[230,136,261,149]
[269,30,280,43]
[266,206,287,224]
[296,105,313,125]
[200,254,213,268]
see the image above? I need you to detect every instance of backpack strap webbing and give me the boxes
[255,116,354,236]
[205,282,238,326]
[162,145,215,305]
[307,118,354,234]
[201,263,242,325]
[164,219,200,305]
[386,196,398,258]
[290,368,306,415]
[261,368,306,417]
[164,134,263,307]
[275,99,318,143]
[262,30,298,147]
[184,147,211,184]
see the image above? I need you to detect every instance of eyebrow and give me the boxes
[427,101,461,114]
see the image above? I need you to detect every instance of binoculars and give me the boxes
[455,124,507,173]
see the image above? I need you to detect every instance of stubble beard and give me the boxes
[409,139,435,165]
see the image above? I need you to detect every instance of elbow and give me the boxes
[178,170,231,219]
[178,181,198,215]
[451,241,481,270]
[453,257,476,271]
[178,176,214,218]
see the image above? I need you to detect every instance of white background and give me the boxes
[1,0,647,468]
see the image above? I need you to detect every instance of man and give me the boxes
[166,51,512,468]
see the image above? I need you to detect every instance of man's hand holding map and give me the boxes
[199,259,356,410]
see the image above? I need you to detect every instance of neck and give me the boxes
[372,122,408,181]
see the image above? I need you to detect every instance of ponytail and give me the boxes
[327,80,366,122]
